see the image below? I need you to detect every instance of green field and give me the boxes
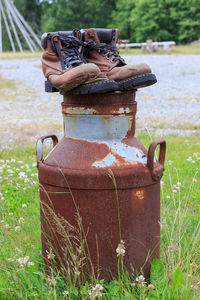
[0,134,199,299]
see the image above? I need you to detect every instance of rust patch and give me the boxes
[62,104,136,116]
[44,137,111,169]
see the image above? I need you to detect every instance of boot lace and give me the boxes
[83,40,125,65]
[50,32,86,71]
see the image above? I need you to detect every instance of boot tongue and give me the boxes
[85,29,100,44]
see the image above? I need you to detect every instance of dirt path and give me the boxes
[0,55,200,149]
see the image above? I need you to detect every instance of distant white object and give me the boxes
[117,40,176,52]
[190,39,200,46]
[0,0,41,53]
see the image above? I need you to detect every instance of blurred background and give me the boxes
[1,0,200,51]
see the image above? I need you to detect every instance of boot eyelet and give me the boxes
[110,58,115,63]
[106,55,110,60]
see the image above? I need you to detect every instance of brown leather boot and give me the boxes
[41,31,118,94]
[81,28,157,91]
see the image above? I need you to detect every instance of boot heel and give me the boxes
[45,80,59,93]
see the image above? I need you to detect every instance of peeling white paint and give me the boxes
[92,140,146,167]
[63,115,132,140]
[93,153,116,167]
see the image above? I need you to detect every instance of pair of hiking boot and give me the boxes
[41,28,157,94]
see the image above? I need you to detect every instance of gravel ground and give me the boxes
[0,55,200,149]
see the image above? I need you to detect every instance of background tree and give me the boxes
[177,0,200,43]
[109,0,135,40]
[40,0,116,32]
[130,0,179,42]
[14,0,41,33]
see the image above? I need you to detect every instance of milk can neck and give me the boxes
[62,91,137,141]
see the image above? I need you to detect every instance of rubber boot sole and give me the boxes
[44,79,118,94]
[67,79,118,95]
[117,73,157,91]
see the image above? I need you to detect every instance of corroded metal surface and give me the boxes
[38,90,166,280]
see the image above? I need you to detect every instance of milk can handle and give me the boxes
[36,134,58,167]
[147,140,166,181]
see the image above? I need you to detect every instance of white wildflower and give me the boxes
[89,284,103,299]
[19,172,26,178]
[46,248,55,260]
[160,180,164,185]
[24,178,29,183]
[177,182,181,186]
[15,247,22,253]
[18,217,25,224]
[187,157,192,162]
[136,275,146,287]
[8,212,13,216]
[7,258,15,262]
[17,256,29,267]
[63,290,69,297]
[11,159,16,163]
[15,226,20,232]
[18,161,23,164]
[22,204,27,208]
[28,262,34,267]
[166,195,171,199]
[168,160,173,165]
[116,240,125,257]
[192,178,197,183]
[5,223,11,230]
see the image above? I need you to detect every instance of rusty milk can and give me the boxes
[37,90,166,280]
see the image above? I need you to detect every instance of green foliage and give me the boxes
[14,0,41,33]
[150,259,166,290]
[177,0,200,43]
[149,259,190,299]
[109,0,135,40]
[40,0,116,32]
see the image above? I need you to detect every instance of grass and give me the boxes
[119,43,200,55]
[0,74,31,103]
[0,133,199,299]
[0,51,42,60]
